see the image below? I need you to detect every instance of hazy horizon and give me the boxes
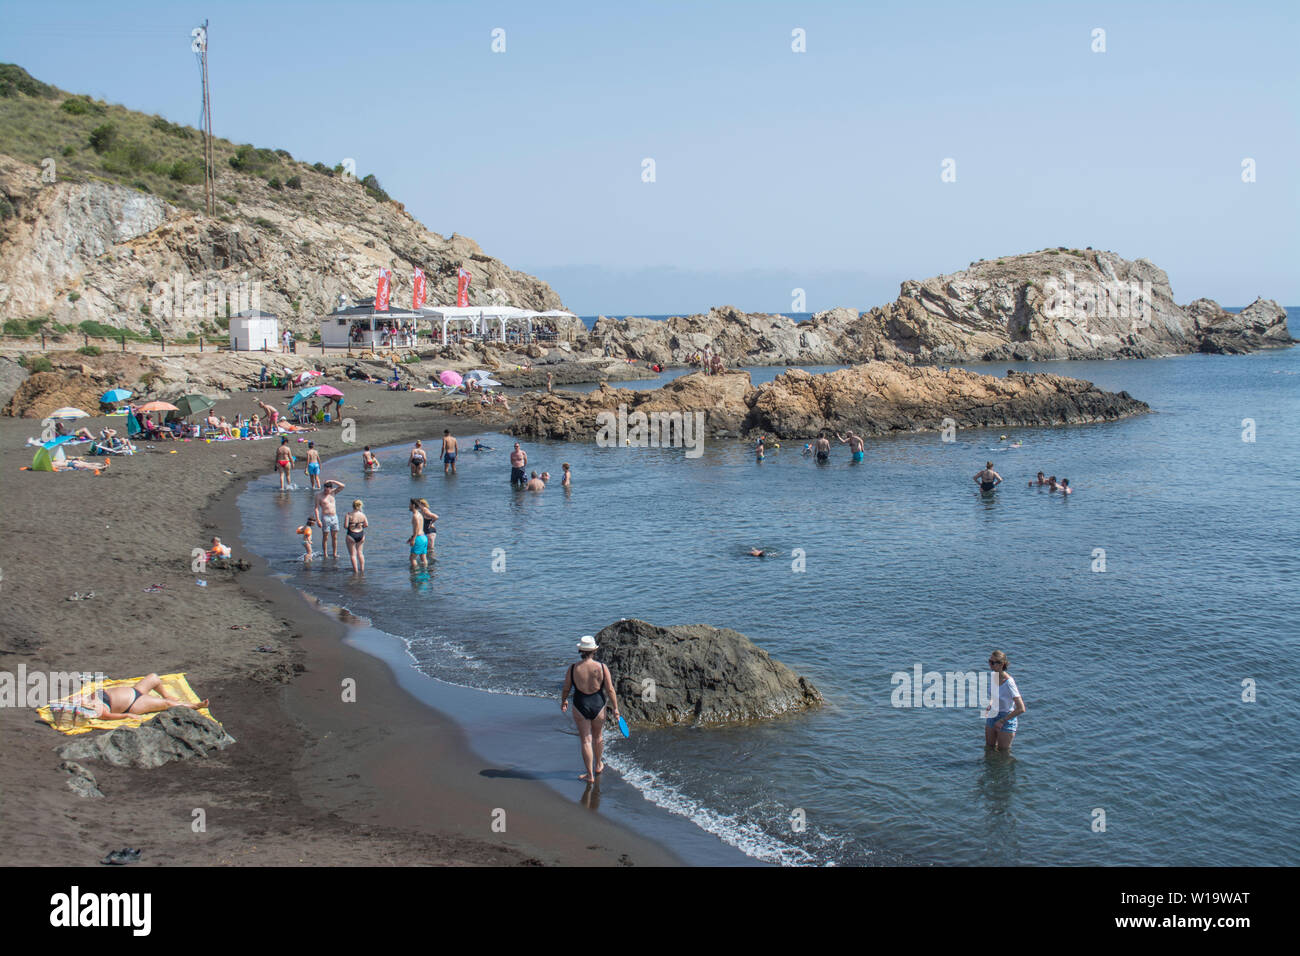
[2,0,1295,314]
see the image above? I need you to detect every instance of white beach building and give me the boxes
[229,309,280,351]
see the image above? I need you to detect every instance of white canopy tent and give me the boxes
[418,306,559,344]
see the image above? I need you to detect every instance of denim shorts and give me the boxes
[986,711,1018,734]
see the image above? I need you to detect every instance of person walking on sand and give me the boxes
[409,440,427,477]
[974,462,1003,492]
[344,498,368,573]
[440,429,458,475]
[314,479,345,558]
[838,430,866,463]
[275,436,294,490]
[82,673,210,719]
[984,649,1026,753]
[510,442,528,488]
[560,635,621,783]
[305,440,322,490]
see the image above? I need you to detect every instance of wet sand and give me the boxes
[0,383,680,866]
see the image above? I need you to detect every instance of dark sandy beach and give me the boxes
[0,382,680,866]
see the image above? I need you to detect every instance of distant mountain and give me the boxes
[0,64,563,336]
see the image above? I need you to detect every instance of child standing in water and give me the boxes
[297,516,318,561]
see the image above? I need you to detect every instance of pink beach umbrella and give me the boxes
[439,370,463,387]
[314,384,344,399]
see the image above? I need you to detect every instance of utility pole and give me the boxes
[192,20,214,216]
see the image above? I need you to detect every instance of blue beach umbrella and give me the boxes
[101,388,132,403]
[289,385,322,409]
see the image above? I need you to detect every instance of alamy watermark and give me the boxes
[595,403,704,458]
[1042,271,1151,327]
[891,664,997,710]
[1,666,106,708]
[150,272,262,320]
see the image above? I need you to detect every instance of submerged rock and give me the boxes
[594,619,823,727]
[57,708,235,769]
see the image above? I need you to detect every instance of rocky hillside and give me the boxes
[0,65,563,337]
[498,364,1149,441]
[583,249,1292,365]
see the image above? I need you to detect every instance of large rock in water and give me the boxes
[499,364,1148,441]
[594,619,823,727]
[56,709,235,769]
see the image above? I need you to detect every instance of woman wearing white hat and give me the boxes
[561,635,621,782]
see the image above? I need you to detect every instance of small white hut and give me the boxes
[229,309,280,351]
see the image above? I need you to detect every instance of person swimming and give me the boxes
[1029,471,1048,486]
[748,547,767,557]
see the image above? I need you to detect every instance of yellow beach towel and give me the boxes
[37,673,217,736]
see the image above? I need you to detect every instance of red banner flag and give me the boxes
[456,266,471,307]
[413,268,427,310]
[375,268,391,311]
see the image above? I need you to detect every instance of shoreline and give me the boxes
[0,384,688,866]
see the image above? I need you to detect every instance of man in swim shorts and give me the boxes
[510,442,527,487]
[814,434,831,463]
[314,479,346,558]
[441,429,458,475]
[973,462,1003,492]
[838,430,865,462]
[305,440,322,489]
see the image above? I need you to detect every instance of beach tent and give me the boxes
[32,436,73,471]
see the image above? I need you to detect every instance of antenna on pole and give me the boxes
[192,20,214,216]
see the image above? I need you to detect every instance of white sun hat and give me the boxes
[576,635,599,652]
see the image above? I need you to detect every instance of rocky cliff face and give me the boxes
[502,364,1149,442]
[582,250,1292,365]
[0,151,564,336]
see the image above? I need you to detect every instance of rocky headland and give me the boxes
[493,363,1149,442]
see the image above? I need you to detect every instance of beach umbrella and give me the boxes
[314,384,343,399]
[465,369,493,381]
[289,385,322,409]
[295,370,323,385]
[172,394,215,417]
[100,388,132,403]
[439,370,463,387]
[136,401,178,413]
[47,407,89,420]
[474,378,502,388]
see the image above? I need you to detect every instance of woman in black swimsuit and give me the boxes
[84,673,209,719]
[560,635,621,783]
[416,498,437,556]
[344,498,368,573]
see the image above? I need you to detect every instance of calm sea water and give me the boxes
[238,334,1299,866]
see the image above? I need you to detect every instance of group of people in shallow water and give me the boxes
[281,431,575,572]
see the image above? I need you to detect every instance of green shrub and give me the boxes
[61,97,93,115]
[0,64,57,99]
[267,176,283,190]
[5,318,50,337]
[361,173,390,202]
[19,354,53,373]
[220,194,237,206]
[169,158,204,184]
[88,123,117,153]
[150,115,191,138]
[77,344,102,356]
[140,302,151,315]
[253,216,279,233]
[312,162,334,177]
[285,174,301,189]
[67,291,80,303]
[61,145,74,157]
[0,196,13,219]
[131,180,151,193]
[275,149,292,160]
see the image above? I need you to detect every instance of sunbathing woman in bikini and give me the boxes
[82,673,209,718]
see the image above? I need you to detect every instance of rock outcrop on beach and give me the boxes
[593,619,823,727]
[0,67,567,336]
[56,708,235,769]
[580,250,1292,365]
[500,363,1148,441]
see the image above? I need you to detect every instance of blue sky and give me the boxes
[2,0,1296,313]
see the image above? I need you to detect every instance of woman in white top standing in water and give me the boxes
[985,649,1026,752]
